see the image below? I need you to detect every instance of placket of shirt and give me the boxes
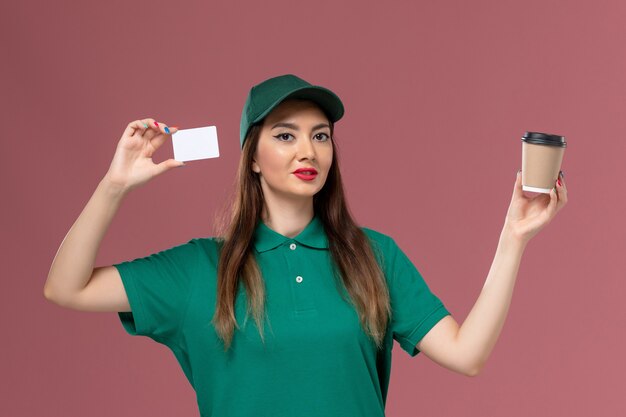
[282,239,317,313]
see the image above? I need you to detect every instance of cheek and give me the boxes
[257,147,290,178]
[266,150,290,173]
[321,147,333,171]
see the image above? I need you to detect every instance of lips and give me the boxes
[293,168,318,181]
[293,168,318,175]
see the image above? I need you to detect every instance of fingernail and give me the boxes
[154,121,159,127]
[142,123,148,128]
[164,126,170,134]
[171,126,179,130]
[557,178,562,186]
[559,170,564,179]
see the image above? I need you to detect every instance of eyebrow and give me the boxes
[271,122,330,131]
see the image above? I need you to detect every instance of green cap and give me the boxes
[239,74,345,149]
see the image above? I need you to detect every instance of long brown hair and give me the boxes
[211,105,391,352]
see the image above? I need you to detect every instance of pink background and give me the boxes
[3,0,624,416]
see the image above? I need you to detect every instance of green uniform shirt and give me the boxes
[114,214,451,417]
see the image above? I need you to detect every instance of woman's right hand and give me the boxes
[103,118,184,193]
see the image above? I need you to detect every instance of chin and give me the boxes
[289,187,322,198]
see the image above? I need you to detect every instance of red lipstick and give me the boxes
[293,167,318,181]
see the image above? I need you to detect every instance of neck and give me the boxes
[261,196,315,239]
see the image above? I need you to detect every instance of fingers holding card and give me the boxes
[172,126,220,162]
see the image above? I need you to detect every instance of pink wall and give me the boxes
[3,0,624,416]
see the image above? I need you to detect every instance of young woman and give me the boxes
[44,74,568,416]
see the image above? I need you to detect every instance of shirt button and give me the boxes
[295,276,303,283]
[290,243,297,250]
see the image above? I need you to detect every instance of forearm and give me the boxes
[44,177,128,302]
[457,224,527,374]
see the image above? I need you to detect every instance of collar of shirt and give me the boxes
[253,214,329,253]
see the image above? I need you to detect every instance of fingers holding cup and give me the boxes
[555,173,568,207]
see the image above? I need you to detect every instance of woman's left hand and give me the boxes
[504,170,568,244]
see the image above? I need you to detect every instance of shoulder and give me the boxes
[359,226,399,262]
[190,236,224,265]
[360,226,394,247]
[191,236,223,250]
[359,226,410,272]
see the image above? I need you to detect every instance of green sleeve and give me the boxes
[384,236,452,357]
[113,238,199,343]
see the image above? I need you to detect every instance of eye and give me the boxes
[274,133,294,141]
[314,133,330,141]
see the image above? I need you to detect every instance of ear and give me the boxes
[251,160,260,173]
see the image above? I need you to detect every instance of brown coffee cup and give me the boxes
[521,132,567,193]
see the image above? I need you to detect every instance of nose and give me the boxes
[296,136,316,161]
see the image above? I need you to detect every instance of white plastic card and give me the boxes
[172,125,220,162]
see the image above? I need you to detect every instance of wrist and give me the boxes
[99,176,130,200]
[500,222,529,250]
